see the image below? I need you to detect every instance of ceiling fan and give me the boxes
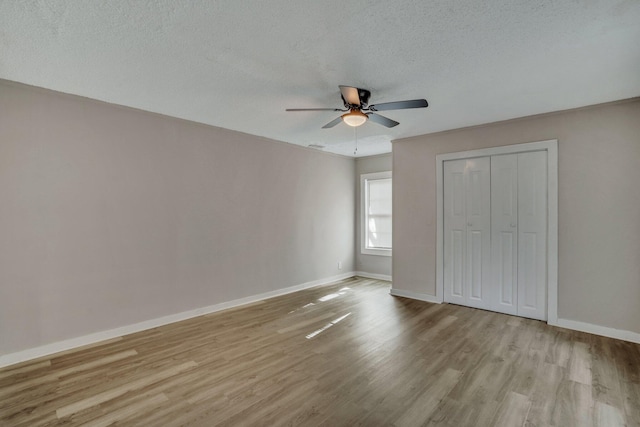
[286,85,428,129]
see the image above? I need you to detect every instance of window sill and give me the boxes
[361,248,392,257]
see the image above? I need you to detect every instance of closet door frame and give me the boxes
[436,140,558,325]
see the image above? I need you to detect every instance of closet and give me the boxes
[443,151,547,320]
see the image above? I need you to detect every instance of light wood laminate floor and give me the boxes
[1,277,639,426]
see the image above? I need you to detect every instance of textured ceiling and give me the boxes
[1,1,639,157]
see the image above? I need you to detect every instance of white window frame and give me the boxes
[361,171,392,256]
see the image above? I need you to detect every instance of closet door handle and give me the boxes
[510,223,516,228]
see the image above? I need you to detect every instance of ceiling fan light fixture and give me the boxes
[286,86,428,129]
[342,109,368,127]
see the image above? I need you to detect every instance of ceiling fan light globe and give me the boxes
[342,110,368,127]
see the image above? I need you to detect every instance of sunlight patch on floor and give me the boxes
[305,313,351,339]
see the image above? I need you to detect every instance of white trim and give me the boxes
[0,272,356,369]
[361,171,392,179]
[361,248,392,257]
[435,140,558,323]
[436,155,445,303]
[435,140,558,162]
[546,142,559,324]
[361,171,393,257]
[390,288,442,304]
[355,271,392,281]
[552,318,640,345]
[361,249,392,257]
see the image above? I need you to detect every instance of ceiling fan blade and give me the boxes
[367,113,400,128]
[322,116,344,129]
[369,99,428,111]
[286,108,344,111]
[339,85,361,106]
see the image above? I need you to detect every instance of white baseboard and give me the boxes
[355,271,392,282]
[9,273,636,368]
[388,288,640,345]
[0,272,356,369]
[551,318,640,345]
[390,288,441,304]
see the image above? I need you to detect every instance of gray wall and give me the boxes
[355,154,392,278]
[0,80,355,356]
[392,98,640,334]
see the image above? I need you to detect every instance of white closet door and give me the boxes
[443,157,491,310]
[443,152,547,320]
[443,159,467,305]
[491,154,518,315]
[517,151,547,320]
[464,157,492,310]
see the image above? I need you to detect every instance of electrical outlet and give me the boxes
[338,261,342,270]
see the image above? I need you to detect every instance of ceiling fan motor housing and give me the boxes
[341,87,371,109]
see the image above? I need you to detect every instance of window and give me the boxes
[361,171,392,256]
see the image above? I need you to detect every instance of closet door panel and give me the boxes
[517,151,547,320]
[451,230,464,298]
[491,154,518,315]
[465,157,492,309]
[444,159,467,304]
